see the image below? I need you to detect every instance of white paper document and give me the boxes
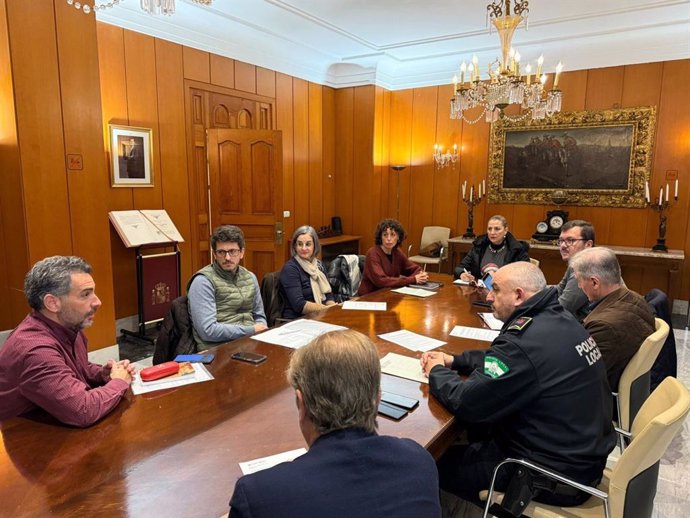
[342,301,387,311]
[251,319,347,349]
[131,363,214,395]
[453,278,486,288]
[450,325,500,342]
[380,352,429,384]
[239,448,308,475]
[391,286,437,298]
[378,329,445,353]
[479,312,504,330]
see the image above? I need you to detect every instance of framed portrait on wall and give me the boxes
[487,106,656,208]
[108,124,154,187]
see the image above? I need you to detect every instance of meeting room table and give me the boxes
[0,274,495,518]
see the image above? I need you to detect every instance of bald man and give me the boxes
[422,262,615,511]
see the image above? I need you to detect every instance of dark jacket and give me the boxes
[429,287,616,485]
[153,296,196,364]
[645,289,677,391]
[279,258,334,319]
[454,232,530,279]
[583,287,656,392]
[327,255,365,303]
[229,428,441,518]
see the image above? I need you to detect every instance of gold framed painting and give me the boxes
[109,124,154,187]
[487,106,656,208]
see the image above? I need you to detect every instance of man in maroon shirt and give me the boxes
[0,256,134,427]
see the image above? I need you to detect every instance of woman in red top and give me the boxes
[358,219,429,295]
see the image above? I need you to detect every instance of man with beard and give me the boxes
[0,256,134,427]
[188,225,267,347]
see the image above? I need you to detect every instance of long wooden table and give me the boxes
[0,275,489,518]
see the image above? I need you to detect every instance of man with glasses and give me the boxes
[188,225,267,347]
[556,220,595,320]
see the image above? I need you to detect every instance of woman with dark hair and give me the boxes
[358,218,428,295]
[280,225,337,319]
[455,215,530,282]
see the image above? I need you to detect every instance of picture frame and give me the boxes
[108,124,154,187]
[487,106,656,208]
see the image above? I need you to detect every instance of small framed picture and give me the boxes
[108,124,154,187]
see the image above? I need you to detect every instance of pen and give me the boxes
[423,264,427,272]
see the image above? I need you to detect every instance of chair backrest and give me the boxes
[608,377,690,518]
[260,271,285,327]
[153,295,196,364]
[420,226,451,251]
[618,318,669,430]
[529,257,540,268]
[645,289,678,391]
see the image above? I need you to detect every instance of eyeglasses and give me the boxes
[215,248,242,257]
[557,238,586,247]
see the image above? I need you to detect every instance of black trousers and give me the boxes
[437,440,592,510]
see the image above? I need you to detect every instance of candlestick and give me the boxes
[462,183,485,238]
[650,186,677,252]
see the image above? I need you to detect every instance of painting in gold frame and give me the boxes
[109,124,154,187]
[487,106,656,208]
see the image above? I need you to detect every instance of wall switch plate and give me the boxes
[283,210,290,217]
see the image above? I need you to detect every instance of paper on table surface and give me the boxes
[453,278,486,288]
[479,312,503,330]
[380,352,428,384]
[342,301,387,311]
[450,326,499,342]
[131,363,214,395]
[251,319,347,349]
[239,448,307,475]
[378,329,445,353]
[391,286,437,298]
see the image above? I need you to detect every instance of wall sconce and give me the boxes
[391,165,407,219]
[433,144,458,168]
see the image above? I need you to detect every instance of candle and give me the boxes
[536,54,544,77]
[460,62,467,85]
[472,54,479,81]
[453,143,458,153]
[659,187,663,207]
[482,179,486,197]
[468,63,475,83]
[478,182,482,199]
[665,183,669,202]
[514,51,521,76]
[470,185,474,202]
[675,178,679,199]
[462,181,466,199]
[645,181,650,203]
[525,64,532,85]
[453,74,458,92]
[554,62,563,88]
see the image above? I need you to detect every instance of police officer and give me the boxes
[421,262,615,508]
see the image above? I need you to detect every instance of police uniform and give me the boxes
[430,287,615,505]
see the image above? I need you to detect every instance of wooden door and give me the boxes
[207,129,284,283]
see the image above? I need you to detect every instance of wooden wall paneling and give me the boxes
[352,86,377,242]
[234,60,257,94]
[322,86,336,227]
[387,90,414,224]
[432,84,462,235]
[275,73,295,257]
[0,0,29,329]
[56,5,116,346]
[182,46,210,83]
[308,83,324,227]
[558,70,588,112]
[7,0,72,260]
[292,79,309,228]
[256,66,276,98]
[123,31,163,210]
[334,88,354,234]
[654,60,690,297]
[456,109,490,237]
[210,54,235,89]
[408,86,438,246]
[155,39,194,290]
[510,205,545,242]
[371,86,392,247]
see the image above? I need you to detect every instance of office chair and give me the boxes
[615,318,669,441]
[481,376,690,518]
[260,271,288,327]
[407,226,451,273]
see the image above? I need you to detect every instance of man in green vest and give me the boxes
[188,225,268,347]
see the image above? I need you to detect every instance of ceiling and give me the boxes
[97,0,690,90]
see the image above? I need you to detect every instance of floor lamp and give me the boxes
[391,165,406,219]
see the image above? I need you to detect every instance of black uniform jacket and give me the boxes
[429,287,616,484]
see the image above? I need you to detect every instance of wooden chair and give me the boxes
[407,226,451,273]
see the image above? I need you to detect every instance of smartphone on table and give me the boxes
[231,351,268,364]
[174,353,215,364]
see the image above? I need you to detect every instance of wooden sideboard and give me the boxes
[319,234,362,263]
[448,237,685,304]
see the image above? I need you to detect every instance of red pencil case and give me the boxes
[140,361,179,382]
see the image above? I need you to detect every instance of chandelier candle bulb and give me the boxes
[645,181,650,203]
[525,64,532,85]
[462,181,467,199]
[460,62,467,84]
[537,55,544,77]
[554,62,563,88]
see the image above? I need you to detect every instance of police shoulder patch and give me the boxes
[484,356,509,379]
[507,316,532,332]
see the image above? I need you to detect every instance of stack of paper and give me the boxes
[378,329,445,352]
[252,319,346,349]
[479,312,503,330]
[380,352,429,384]
[449,326,499,342]
[391,286,437,297]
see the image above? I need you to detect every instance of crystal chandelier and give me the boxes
[433,144,458,168]
[65,0,213,16]
[450,0,563,124]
